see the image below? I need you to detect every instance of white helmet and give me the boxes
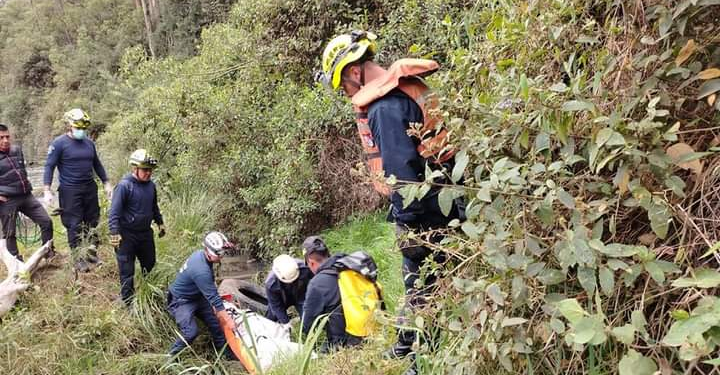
[203,231,233,257]
[272,254,300,283]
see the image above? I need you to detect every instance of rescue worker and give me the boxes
[0,124,54,261]
[317,31,464,371]
[108,149,165,305]
[264,253,313,325]
[167,231,237,358]
[43,108,113,272]
[301,236,361,352]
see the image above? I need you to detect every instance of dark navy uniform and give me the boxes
[108,173,162,304]
[44,134,108,249]
[369,90,463,354]
[264,259,313,324]
[167,250,228,356]
[302,253,361,351]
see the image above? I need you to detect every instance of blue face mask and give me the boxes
[72,129,86,140]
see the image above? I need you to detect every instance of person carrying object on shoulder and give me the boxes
[301,236,361,351]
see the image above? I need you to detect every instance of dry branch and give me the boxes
[0,240,52,317]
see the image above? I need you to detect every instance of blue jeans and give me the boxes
[167,293,228,356]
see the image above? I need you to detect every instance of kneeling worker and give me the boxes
[167,231,237,357]
[109,149,165,305]
[302,236,383,352]
[265,252,313,325]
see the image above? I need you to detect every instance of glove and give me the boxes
[43,190,55,207]
[157,225,166,238]
[216,310,236,330]
[109,234,122,247]
[104,182,113,200]
[282,322,293,334]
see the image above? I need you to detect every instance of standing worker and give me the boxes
[317,31,464,372]
[43,108,113,272]
[264,251,313,325]
[0,124,54,261]
[108,149,165,306]
[167,231,237,358]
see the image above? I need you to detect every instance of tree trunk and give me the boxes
[0,240,52,318]
[139,0,156,58]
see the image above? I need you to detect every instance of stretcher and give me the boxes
[221,289,312,373]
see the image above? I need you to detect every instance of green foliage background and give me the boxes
[1,0,720,374]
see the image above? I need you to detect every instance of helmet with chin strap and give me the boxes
[203,231,234,257]
[64,108,91,129]
[317,30,377,90]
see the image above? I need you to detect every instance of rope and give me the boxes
[16,212,41,246]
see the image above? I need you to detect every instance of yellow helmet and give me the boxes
[63,108,91,129]
[318,30,377,90]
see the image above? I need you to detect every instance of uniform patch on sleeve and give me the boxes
[47,145,55,155]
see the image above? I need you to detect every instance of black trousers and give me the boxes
[395,224,447,347]
[0,193,53,257]
[116,229,156,304]
[58,182,100,249]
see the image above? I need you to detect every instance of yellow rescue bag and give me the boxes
[334,251,385,337]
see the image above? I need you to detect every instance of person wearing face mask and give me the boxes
[43,108,112,272]
[0,123,54,261]
[108,149,165,305]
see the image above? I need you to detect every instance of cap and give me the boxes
[302,235,328,257]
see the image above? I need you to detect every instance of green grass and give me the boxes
[0,196,413,375]
[320,213,403,313]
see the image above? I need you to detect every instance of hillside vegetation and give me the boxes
[1,0,720,374]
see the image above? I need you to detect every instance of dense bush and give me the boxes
[101,1,720,371]
[396,1,720,374]
[2,0,720,373]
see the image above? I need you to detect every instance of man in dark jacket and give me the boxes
[301,236,361,352]
[108,149,165,305]
[167,231,236,358]
[0,124,54,261]
[43,108,112,271]
[318,31,464,371]
[264,253,313,325]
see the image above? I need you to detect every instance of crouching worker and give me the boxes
[302,236,384,352]
[167,231,237,359]
[265,252,313,325]
[108,149,165,305]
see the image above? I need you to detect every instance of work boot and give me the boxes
[44,243,57,260]
[85,245,101,264]
[384,341,413,360]
[74,258,90,273]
